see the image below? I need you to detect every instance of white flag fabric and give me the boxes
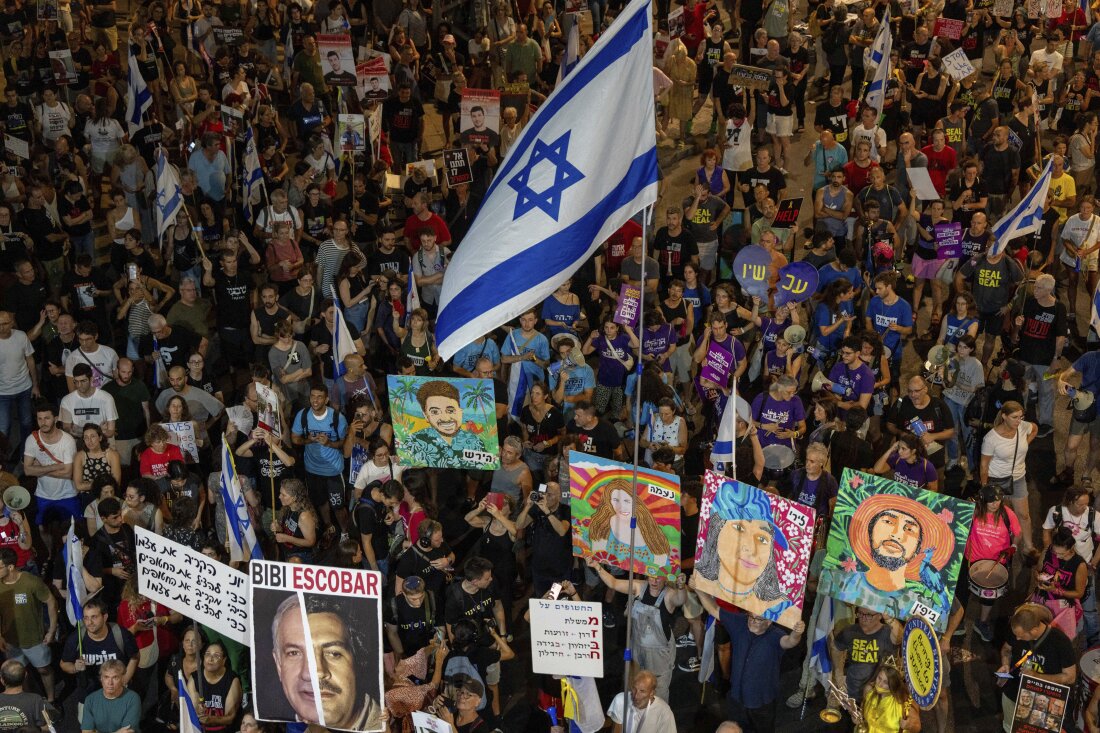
[557,15,580,84]
[63,519,87,625]
[434,0,658,360]
[406,259,421,323]
[155,148,183,238]
[863,12,893,117]
[1091,275,1100,336]
[332,300,357,378]
[241,126,265,224]
[125,52,152,133]
[991,158,1053,254]
[219,436,262,562]
[178,673,203,733]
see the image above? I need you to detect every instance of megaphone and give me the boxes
[927,344,953,367]
[2,485,30,511]
[811,371,830,393]
[1068,387,1096,412]
[783,324,807,347]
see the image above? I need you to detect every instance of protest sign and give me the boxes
[819,469,974,632]
[529,598,605,677]
[694,472,814,629]
[935,223,963,259]
[442,148,473,187]
[1012,675,1070,733]
[1045,0,1061,17]
[613,283,641,327]
[942,48,976,80]
[733,244,771,297]
[772,197,803,228]
[698,340,733,385]
[214,27,244,45]
[571,455,681,578]
[903,615,943,710]
[405,159,437,182]
[388,376,500,470]
[250,560,385,732]
[135,527,249,645]
[1028,0,1041,17]
[460,89,501,148]
[220,105,244,141]
[933,18,965,39]
[49,49,78,85]
[411,712,452,733]
[668,6,684,37]
[501,82,530,119]
[357,57,391,102]
[255,382,281,440]
[727,64,775,91]
[908,167,942,201]
[337,114,366,151]
[994,0,1013,13]
[162,421,199,462]
[318,34,357,86]
[774,261,819,307]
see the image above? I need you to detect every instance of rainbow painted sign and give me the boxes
[570,455,681,578]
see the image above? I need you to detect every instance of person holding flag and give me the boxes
[219,434,264,562]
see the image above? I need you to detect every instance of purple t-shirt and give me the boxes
[887,453,937,489]
[759,316,789,353]
[752,394,807,449]
[827,360,875,412]
[642,324,676,371]
[593,333,632,387]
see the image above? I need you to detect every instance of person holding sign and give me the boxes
[997,605,1076,732]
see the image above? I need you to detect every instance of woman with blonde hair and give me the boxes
[588,478,670,567]
[665,39,697,143]
[981,400,1038,558]
[861,663,921,732]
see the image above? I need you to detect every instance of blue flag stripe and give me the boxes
[438,148,656,338]
[483,2,650,202]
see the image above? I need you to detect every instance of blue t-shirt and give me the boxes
[682,284,712,332]
[502,329,550,390]
[1075,351,1100,395]
[549,362,596,398]
[818,263,862,294]
[866,296,913,357]
[721,609,787,708]
[813,301,854,355]
[452,338,501,374]
[541,296,582,336]
[292,407,348,476]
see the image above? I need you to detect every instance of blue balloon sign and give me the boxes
[733,245,771,298]
[774,261,819,308]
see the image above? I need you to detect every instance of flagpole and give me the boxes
[620,204,651,733]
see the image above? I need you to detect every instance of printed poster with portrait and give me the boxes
[693,472,814,629]
[337,114,366,151]
[819,469,974,632]
[459,89,501,148]
[570,455,681,578]
[318,33,357,86]
[388,376,500,470]
[250,560,385,732]
[356,58,390,101]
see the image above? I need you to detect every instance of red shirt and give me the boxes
[403,212,452,251]
[0,518,32,569]
[842,160,878,195]
[140,444,185,479]
[605,219,643,276]
[920,144,958,197]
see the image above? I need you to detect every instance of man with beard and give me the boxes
[102,358,150,468]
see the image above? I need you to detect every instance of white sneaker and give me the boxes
[678,656,701,672]
[675,632,695,648]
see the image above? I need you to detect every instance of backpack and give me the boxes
[1053,505,1100,550]
[442,650,488,711]
[295,407,342,452]
[80,622,126,657]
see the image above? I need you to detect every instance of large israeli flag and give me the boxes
[863,10,892,117]
[991,157,1053,255]
[435,0,658,361]
[125,52,152,133]
[155,148,183,238]
[219,435,262,562]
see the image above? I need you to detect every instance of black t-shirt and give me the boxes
[566,417,621,459]
[382,97,425,144]
[287,98,328,143]
[444,582,497,628]
[130,123,165,169]
[745,166,786,202]
[20,208,63,261]
[948,178,988,229]
[138,325,201,370]
[84,525,137,609]
[62,267,112,318]
[213,267,253,329]
[1,279,47,332]
[370,247,410,280]
[0,230,28,273]
[1017,298,1067,365]
[981,146,1021,196]
[680,508,699,576]
[528,503,572,577]
[384,594,437,656]
[886,396,954,468]
[651,227,698,282]
[0,101,33,141]
[814,101,850,144]
[60,624,138,695]
[1003,625,1076,700]
[353,496,391,562]
[394,541,453,601]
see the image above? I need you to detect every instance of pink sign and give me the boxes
[613,283,641,327]
[933,18,964,40]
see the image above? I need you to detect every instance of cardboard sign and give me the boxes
[994,0,1014,15]
[317,33,357,87]
[135,527,250,645]
[903,615,943,710]
[933,18,965,40]
[388,376,500,470]
[255,382,281,440]
[694,473,814,629]
[935,222,963,259]
[443,148,472,187]
[337,114,366,151]
[942,48,976,81]
[571,455,681,578]
[613,283,641,327]
[411,712,452,733]
[162,421,199,462]
[772,197,803,228]
[529,598,605,677]
[49,49,78,85]
[1012,675,1070,733]
[214,27,244,45]
[908,167,942,201]
[250,560,385,732]
[459,89,501,148]
[727,64,775,91]
[1045,0,1062,17]
[4,136,28,160]
[818,469,974,632]
[356,57,390,101]
[699,340,734,385]
[668,6,685,38]
[1028,0,1041,17]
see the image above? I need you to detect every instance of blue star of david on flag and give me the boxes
[508,131,584,221]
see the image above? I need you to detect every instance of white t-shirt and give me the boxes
[59,388,119,430]
[38,101,71,143]
[722,119,753,172]
[981,422,1032,481]
[64,345,119,389]
[353,457,403,490]
[84,118,125,158]
[1030,48,1064,75]
[23,430,77,500]
[1042,504,1100,560]
[850,124,887,162]
[0,330,33,394]
[605,693,675,733]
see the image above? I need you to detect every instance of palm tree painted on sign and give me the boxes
[390,376,420,435]
[462,379,496,451]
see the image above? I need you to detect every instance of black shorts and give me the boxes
[306,473,347,509]
[978,311,1005,338]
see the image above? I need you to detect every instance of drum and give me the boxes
[1080,646,1100,695]
[761,444,795,485]
[967,559,1009,600]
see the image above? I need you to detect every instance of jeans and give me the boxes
[0,387,33,461]
[71,231,95,259]
[390,142,419,172]
[945,395,969,463]
[345,299,370,331]
[1022,361,1056,427]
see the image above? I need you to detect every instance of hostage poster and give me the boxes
[388,376,500,470]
